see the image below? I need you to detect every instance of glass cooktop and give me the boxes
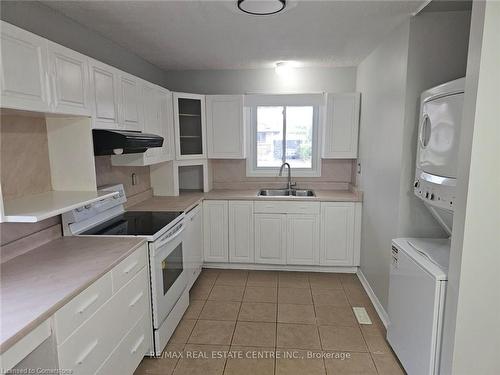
[81,211,183,236]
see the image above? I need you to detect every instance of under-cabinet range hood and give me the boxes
[92,129,164,156]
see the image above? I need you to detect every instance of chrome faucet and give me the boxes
[279,162,296,190]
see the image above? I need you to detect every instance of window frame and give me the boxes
[245,94,323,177]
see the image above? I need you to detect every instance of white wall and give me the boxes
[356,20,411,310]
[440,2,500,373]
[163,66,357,94]
[0,1,167,86]
[356,10,471,311]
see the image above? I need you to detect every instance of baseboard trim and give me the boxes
[356,269,390,328]
[203,263,358,274]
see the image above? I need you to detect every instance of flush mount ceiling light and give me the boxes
[237,0,286,16]
[275,62,294,76]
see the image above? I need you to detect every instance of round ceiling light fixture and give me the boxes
[237,0,286,16]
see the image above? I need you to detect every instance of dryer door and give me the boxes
[418,92,464,178]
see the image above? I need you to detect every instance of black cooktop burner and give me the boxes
[81,211,183,236]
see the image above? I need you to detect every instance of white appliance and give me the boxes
[388,78,465,375]
[414,77,465,235]
[62,184,189,356]
[388,238,449,375]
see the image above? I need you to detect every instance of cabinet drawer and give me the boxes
[58,268,149,375]
[54,272,112,344]
[111,244,147,292]
[95,313,152,375]
[254,201,320,214]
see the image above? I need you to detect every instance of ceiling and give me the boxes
[41,0,427,71]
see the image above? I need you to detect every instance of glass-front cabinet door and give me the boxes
[173,92,206,160]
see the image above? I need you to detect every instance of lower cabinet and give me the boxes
[54,244,152,375]
[287,214,320,265]
[320,202,362,266]
[184,203,203,288]
[229,201,254,263]
[254,214,287,265]
[203,200,228,262]
[202,199,362,268]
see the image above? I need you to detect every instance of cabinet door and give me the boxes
[203,200,228,262]
[206,95,245,159]
[119,73,142,131]
[254,214,286,265]
[287,214,320,265]
[142,83,161,158]
[323,93,360,158]
[0,21,50,112]
[229,201,254,263]
[173,92,206,160]
[320,202,359,266]
[159,89,175,162]
[48,42,91,116]
[89,60,119,129]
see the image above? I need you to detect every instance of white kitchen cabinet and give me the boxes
[203,200,228,262]
[286,214,320,265]
[206,95,245,159]
[0,21,50,112]
[229,201,254,263]
[54,244,151,375]
[89,59,120,129]
[323,92,360,158]
[184,203,203,288]
[254,214,287,265]
[111,85,174,166]
[118,73,143,131]
[47,41,91,116]
[320,202,361,266]
[173,92,206,160]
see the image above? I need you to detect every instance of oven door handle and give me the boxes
[157,224,185,248]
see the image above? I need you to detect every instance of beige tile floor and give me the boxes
[135,269,405,375]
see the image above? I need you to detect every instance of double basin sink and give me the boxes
[257,189,315,197]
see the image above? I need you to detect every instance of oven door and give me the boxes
[150,221,187,328]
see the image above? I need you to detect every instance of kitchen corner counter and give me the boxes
[0,236,146,354]
[127,189,362,213]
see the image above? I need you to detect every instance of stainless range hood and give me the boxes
[92,129,164,156]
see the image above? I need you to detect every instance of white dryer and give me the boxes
[414,77,465,234]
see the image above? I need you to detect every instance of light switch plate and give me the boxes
[352,307,372,325]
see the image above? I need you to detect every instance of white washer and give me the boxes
[387,238,450,375]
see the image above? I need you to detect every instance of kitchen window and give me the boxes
[246,94,323,177]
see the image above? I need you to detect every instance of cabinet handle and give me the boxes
[130,334,145,354]
[75,339,99,365]
[129,291,144,307]
[77,294,99,314]
[123,260,138,274]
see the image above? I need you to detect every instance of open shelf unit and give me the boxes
[2,190,118,223]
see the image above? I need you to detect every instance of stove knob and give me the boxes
[425,192,429,199]
[414,180,420,188]
[84,204,91,209]
[430,193,435,200]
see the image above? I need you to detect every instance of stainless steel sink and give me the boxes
[257,189,315,197]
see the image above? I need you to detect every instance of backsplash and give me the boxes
[211,159,355,190]
[0,115,52,200]
[94,156,152,198]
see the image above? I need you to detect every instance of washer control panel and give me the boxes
[414,177,455,211]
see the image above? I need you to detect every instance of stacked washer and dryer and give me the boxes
[387,78,465,375]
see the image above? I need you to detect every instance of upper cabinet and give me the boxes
[323,92,361,158]
[111,85,174,166]
[118,73,143,132]
[48,42,92,116]
[0,22,51,113]
[206,95,245,159]
[89,59,120,129]
[173,92,206,160]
